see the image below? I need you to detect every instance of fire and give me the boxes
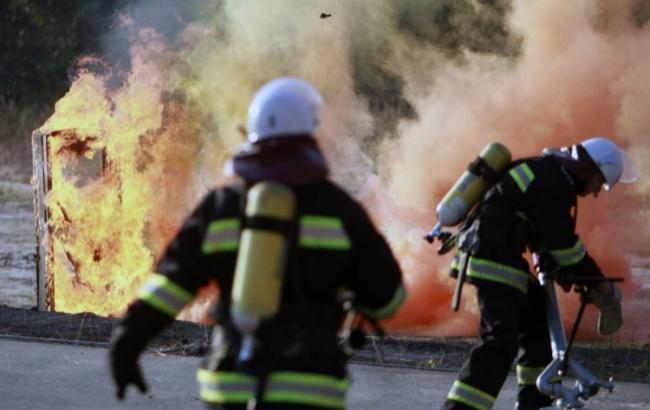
[38,39,221,317]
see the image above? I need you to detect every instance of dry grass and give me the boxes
[0,100,52,184]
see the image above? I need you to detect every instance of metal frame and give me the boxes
[537,272,615,410]
[32,130,51,311]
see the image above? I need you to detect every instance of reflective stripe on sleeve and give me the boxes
[138,273,193,317]
[197,369,348,408]
[548,240,586,266]
[202,218,240,253]
[447,380,496,410]
[360,286,407,320]
[299,215,351,250]
[509,163,535,193]
[467,257,529,293]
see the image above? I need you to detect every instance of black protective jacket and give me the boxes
[112,139,405,408]
[453,154,603,294]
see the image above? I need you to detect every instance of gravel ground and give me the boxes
[0,182,36,309]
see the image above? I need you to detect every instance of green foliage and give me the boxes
[0,0,116,105]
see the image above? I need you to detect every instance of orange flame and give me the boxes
[40,31,222,317]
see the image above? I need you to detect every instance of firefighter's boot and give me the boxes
[589,285,622,336]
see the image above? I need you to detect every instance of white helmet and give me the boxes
[581,137,638,191]
[247,77,323,143]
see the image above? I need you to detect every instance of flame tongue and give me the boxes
[40,41,211,316]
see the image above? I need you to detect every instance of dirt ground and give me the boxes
[0,181,36,308]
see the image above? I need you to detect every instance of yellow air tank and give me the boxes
[436,142,511,227]
[231,182,296,362]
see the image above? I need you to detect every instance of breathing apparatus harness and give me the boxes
[228,181,381,410]
[424,143,512,311]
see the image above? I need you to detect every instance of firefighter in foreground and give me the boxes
[439,138,637,410]
[109,77,406,409]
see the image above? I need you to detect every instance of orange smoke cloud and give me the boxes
[371,1,650,341]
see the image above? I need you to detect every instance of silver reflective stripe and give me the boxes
[301,227,346,240]
[448,381,495,410]
[265,371,347,408]
[141,281,186,312]
[509,163,535,193]
[467,257,529,293]
[138,273,193,317]
[202,218,240,253]
[199,381,254,393]
[204,229,239,243]
[196,369,347,407]
[267,381,345,400]
[196,369,255,403]
[299,215,350,250]
[549,240,586,266]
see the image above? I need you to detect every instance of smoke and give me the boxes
[372,0,650,340]
[44,0,650,339]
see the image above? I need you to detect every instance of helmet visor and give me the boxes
[619,150,638,184]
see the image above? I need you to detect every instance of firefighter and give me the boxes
[441,138,637,410]
[108,77,406,410]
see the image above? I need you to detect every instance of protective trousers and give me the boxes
[442,281,552,410]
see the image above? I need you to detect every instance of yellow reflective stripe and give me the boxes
[509,163,535,193]
[301,215,344,229]
[264,391,344,409]
[202,218,240,253]
[300,215,350,250]
[269,372,349,390]
[197,369,255,403]
[517,365,544,385]
[197,369,256,383]
[196,369,347,407]
[467,257,529,293]
[517,365,561,385]
[200,390,252,403]
[266,372,347,409]
[548,240,586,266]
[448,381,495,410]
[360,286,407,320]
[451,254,460,270]
[138,273,193,317]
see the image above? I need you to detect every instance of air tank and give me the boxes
[230,181,296,362]
[436,142,511,227]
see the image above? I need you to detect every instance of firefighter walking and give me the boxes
[108,77,406,409]
[440,138,637,410]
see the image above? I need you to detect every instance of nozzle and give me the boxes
[424,223,442,243]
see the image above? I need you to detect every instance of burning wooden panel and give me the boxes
[32,128,218,320]
[33,129,106,311]
[32,129,143,314]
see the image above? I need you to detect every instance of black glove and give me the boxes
[108,302,175,399]
[109,349,148,400]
